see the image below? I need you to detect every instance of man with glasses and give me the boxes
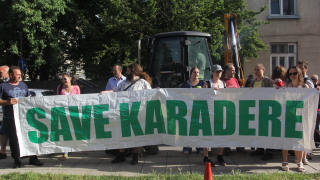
[249,63,275,161]
[297,60,314,88]
[105,64,126,91]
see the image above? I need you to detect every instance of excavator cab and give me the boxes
[146,31,213,88]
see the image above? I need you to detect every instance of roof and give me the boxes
[152,31,211,38]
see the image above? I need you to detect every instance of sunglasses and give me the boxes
[61,78,68,81]
[288,72,298,76]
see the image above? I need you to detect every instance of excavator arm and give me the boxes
[224,13,245,86]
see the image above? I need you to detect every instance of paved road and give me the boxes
[0,146,319,176]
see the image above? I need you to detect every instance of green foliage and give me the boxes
[0,0,269,80]
[89,0,269,79]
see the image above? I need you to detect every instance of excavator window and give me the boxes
[150,37,183,88]
[187,37,211,80]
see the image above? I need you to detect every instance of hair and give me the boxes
[61,72,77,85]
[311,74,318,80]
[286,66,304,86]
[297,60,308,69]
[127,63,152,85]
[223,63,234,71]
[114,64,123,70]
[271,65,286,81]
[255,63,265,70]
[0,65,9,72]
[189,67,200,77]
[9,66,21,74]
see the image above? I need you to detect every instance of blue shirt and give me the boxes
[105,75,126,90]
[0,82,30,118]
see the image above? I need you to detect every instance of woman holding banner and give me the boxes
[56,72,85,161]
[202,64,227,166]
[101,63,152,165]
[271,65,286,88]
[281,66,308,172]
[180,67,207,155]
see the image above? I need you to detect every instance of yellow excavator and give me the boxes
[144,14,245,88]
[224,13,245,86]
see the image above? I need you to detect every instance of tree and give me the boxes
[0,0,69,80]
[87,0,269,79]
[0,0,268,80]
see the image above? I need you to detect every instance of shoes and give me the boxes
[302,158,309,165]
[60,154,68,161]
[236,148,246,154]
[217,156,226,166]
[203,156,215,166]
[29,158,43,166]
[250,150,264,156]
[281,162,289,171]
[261,153,273,161]
[131,153,138,165]
[297,162,305,172]
[13,158,21,168]
[111,154,126,164]
[0,153,7,159]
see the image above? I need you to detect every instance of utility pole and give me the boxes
[18,31,25,80]
[18,31,23,58]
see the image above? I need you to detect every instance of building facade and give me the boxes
[244,0,320,77]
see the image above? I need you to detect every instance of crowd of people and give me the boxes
[0,61,319,173]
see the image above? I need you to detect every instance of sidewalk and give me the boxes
[0,146,319,176]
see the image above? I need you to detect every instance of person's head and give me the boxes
[310,74,319,84]
[61,72,77,85]
[0,65,9,80]
[254,63,265,78]
[126,63,142,81]
[297,60,308,76]
[286,66,303,84]
[112,64,123,77]
[126,63,152,85]
[223,63,235,79]
[8,66,21,83]
[189,67,200,79]
[271,65,286,80]
[211,64,223,79]
[248,75,253,79]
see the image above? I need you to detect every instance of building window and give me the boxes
[270,0,296,15]
[270,43,296,74]
[268,0,300,19]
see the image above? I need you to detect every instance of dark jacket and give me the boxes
[249,76,274,87]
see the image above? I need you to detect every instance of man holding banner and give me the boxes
[0,65,10,159]
[102,63,152,165]
[249,63,275,161]
[0,66,43,168]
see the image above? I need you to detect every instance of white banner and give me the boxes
[14,88,318,156]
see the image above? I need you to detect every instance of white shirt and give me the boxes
[113,78,151,92]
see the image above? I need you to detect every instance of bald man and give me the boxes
[0,65,9,159]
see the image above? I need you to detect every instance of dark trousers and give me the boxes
[3,117,20,159]
[257,148,273,153]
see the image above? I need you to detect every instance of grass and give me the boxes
[0,171,320,180]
